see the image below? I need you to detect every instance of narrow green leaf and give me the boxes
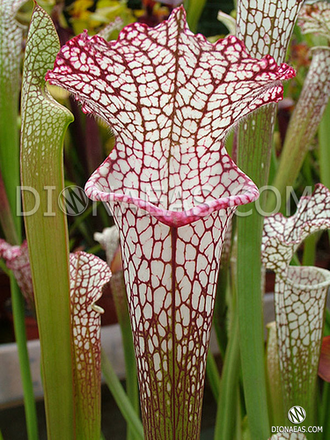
[302,233,317,266]
[236,107,274,440]
[183,0,207,33]
[205,351,221,402]
[319,99,330,190]
[0,169,19,245]
[20,4,75,439]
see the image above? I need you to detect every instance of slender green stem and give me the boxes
[0,258,10,275]
[101,349,144,440]
[214,307,240,440]
[236,107,275,439]
[205,351,221,402]
[319,100,330,189]
[237,207,269,440]
[10,275,39,440]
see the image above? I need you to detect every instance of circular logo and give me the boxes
[287,406,306,424]
[59,186,89,216]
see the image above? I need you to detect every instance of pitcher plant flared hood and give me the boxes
[46,7,294,439]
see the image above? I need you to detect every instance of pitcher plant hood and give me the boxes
[46,7,295,227]
[46,7,295,439]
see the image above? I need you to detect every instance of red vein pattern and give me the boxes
[262,184,330,274]
[274,266,330,418]
[298,2,330,40]
[70,251,111,437]
[0,0,27,88]
[262,184,330,425]
[236,0,303,63]
[0,238,111,434]
[0,239,34,312]
[265,321,282,424]
[46,7,295,438]
[46,8,294,227]
[270,433,307,440]
[283,46,330,165]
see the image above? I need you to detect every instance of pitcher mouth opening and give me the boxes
[277,266,330,291]
[85,180,259,228]
[84,142,259,227]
